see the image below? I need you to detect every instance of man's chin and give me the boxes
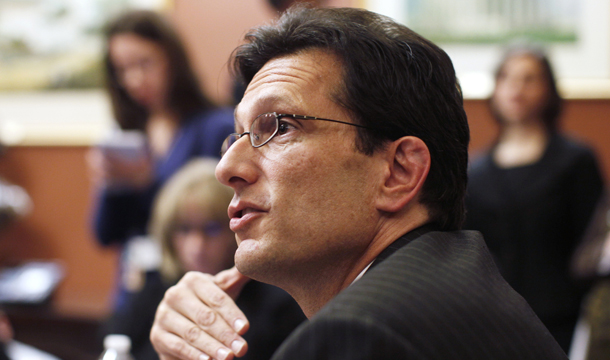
[235,239,283,285]
[234,239,261,275]
[236,238,259,252]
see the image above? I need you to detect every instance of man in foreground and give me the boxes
[150,7,567,360]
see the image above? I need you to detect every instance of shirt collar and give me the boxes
[350,260,375,286]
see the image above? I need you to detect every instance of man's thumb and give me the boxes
[214,267,251,300]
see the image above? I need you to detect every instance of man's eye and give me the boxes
[277,121,295,134]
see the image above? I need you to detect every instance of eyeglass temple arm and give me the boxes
[276,114,370,129]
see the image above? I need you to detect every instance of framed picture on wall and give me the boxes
[364,0,610,99]
[0,0,167,146]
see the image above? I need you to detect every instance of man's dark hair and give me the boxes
[267,0,323,13]
[232,6,470,230]
[490,44,562,133]
[104,10,212,130]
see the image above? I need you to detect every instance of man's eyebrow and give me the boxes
[234,95,294,125]
[255,95,295,114]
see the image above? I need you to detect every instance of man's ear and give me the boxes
[376,136,430,213]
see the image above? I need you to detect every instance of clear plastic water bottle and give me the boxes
[99,335,135,360]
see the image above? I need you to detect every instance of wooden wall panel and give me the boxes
[0,146,117,319]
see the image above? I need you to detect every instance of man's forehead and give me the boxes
[234,50,343,126]
[249,51,339,93]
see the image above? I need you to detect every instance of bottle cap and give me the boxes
[104,334,132,352]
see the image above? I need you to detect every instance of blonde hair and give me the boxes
[150,158,234,283]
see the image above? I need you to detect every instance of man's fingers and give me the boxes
[169,272,249,352]
[214,267,250,300]
[151,305,213,360]
[153,298,247,360]
[177,271,250,336]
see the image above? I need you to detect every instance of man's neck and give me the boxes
[338,210,430,289]
[288,212,430,318]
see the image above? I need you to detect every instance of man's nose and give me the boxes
[215,136,257,189]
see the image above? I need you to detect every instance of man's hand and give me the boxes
[150,267,251,360]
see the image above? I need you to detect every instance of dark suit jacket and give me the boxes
[271,226,568,359]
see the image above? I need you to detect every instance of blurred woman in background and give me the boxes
[101,158,306,360]
[88,10,234,309]
[464,45,604,352]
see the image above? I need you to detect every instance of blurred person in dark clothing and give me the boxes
[465,45,604,352]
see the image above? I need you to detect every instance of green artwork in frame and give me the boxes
[0,0,165,91]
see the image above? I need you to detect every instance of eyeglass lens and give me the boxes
[251,113,278,147]
[221,113,279,156]
[222,134,239,155]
